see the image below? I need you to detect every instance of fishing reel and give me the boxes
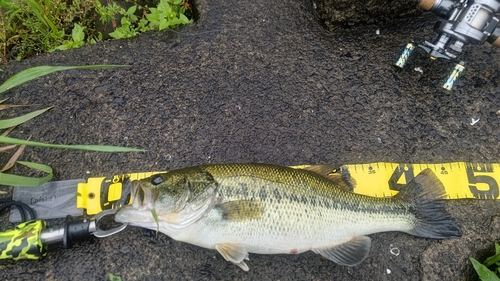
[396,0,500,90]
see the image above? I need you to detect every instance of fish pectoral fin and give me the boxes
[313,235,371,266]
[215,200,264,221]
[215,243,250,271]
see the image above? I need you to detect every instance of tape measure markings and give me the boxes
[343,162,500,200]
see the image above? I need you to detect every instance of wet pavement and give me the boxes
[0,0,500,279]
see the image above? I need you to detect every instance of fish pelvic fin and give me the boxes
[396,168,462,239]
[215,243,250,271]
[312,235,371,266]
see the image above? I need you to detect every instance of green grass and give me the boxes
[0,65,145,190]
[0,0,193,62]
[471,243,500,281]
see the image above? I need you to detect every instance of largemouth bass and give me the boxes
[115,163,461,271]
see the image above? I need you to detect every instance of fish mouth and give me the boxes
[114,180,158,227]
[130,180,157,210]
[114,205,155,225]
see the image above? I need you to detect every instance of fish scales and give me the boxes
[115,163,461,271]
[192,164,413,250]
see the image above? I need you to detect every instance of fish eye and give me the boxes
[151,174,164,185]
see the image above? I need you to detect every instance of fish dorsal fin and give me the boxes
[215,243,250,271]
[300,164,337,176]
[216,200,264,221]
[300,165,356,192]
[312,235,371,266]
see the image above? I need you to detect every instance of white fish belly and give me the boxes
[177,200,413,255]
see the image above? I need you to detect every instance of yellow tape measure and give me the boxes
[76,162,500,215]
[341,162,500,199]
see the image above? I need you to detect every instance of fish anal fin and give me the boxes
[215,243,250,271]
[216,200,264,221]
[313,235,371,266]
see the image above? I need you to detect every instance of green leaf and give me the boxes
[108,273,122,281]
[109,30,124,39]
[179,13,191,24]
[129,14,138,22]
[484,243,500,268]
[138,18,150,32]
[127,5,136,14]
[470,257,500,281]
[146,8,160,25]
[120,16,131,26]
[485,254,500,268]
[126,5,137,17]
[72,23,85,43]
[159,18,169,30]
[0,65,125,94]
[0,107,52,129]
[17,161,52,174]
[0,161,53,186]
[0,136,146,152]
[23,0,59,33]
[53,41,73,51]
[168,0,183,5]
[157,0,170,12]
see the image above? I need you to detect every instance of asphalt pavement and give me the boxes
[0,0,500,279]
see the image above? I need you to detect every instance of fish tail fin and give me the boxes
[395,168,462,239]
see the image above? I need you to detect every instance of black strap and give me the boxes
[0,198,36,222]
